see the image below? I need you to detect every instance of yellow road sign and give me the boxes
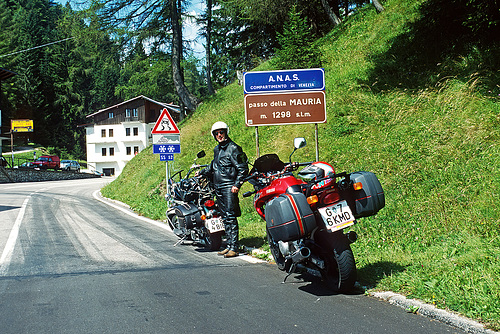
[11,119,34,132]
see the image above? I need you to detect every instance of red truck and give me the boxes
[33,155,60,170]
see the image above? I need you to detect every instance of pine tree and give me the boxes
[273,5,321,70]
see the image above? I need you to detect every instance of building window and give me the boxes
[109,129,113,137]
[108,112,114,119]
[125,108,131,118]
[133,108,138,117]
[126,128,131,136]
[101,129,106,137]
[133,127,138,136]
[134,146,139,155]
[102,148,107,156]
[109,147,115,156]
[126,147,131,155]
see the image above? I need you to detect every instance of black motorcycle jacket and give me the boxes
[200,138,248,189]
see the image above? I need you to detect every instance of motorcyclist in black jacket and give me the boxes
[197,121,249,258]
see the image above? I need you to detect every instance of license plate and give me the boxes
[205,218,225,233]
[318,200,355,232]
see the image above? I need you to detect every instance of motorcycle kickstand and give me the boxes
[173,235,188,247]
[282,262,297,284]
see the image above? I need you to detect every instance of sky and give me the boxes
[184,1,206,58]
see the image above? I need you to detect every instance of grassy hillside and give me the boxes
[102,0,500,329]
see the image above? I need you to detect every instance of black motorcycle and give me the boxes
[166,151,224,250]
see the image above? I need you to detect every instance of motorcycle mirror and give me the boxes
[197,151,206,159]
[289,137,307,163]
[294,137,306,149]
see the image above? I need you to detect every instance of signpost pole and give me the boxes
[255,127,260,158]
[315,123,319,161]
[166,161,170,201]
[10,130,14,166]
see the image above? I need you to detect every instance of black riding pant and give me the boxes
[216,186,241,251]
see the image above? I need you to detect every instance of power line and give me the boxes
[0,37,74,58]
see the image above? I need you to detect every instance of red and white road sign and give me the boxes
[152,108,180,134]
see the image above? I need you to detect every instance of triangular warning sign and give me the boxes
[152,108,180,134]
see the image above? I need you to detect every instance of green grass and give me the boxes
[2,146,39,166]
[102,0,500,329]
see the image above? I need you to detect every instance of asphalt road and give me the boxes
[0,178,466,333]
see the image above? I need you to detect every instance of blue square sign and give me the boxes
[160,154,174,161]
[153,144,181,154]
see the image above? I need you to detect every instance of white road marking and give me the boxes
[0,195,31,275]
[92,190,172,231]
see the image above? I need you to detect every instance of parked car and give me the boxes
[32,155,60,170]
[60,160,80,172]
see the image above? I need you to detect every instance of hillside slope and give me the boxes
[102,0,500,329]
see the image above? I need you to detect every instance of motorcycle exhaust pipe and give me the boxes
[289,247,311,263]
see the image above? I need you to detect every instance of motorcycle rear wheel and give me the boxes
[316,231,356,293]
[204,231,223,251]
[267,229,286,271]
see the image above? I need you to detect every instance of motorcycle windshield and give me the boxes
[250,154,285,174]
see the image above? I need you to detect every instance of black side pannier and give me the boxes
[174,203,203,229]
[265,193,317,242]
[348,171,385,218]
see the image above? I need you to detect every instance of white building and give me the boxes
[85,95,179,176]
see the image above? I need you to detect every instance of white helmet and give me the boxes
[211,121,229,136]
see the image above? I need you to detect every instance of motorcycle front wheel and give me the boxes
[315,230,356,293]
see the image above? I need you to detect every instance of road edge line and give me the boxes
[0,195,30,275]
[92,190,172,232]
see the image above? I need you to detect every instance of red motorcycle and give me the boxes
[243,138,385,292]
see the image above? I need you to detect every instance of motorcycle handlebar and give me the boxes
[242,171,259,183]
[242,190,255,198]
[170,170,184,180]
[191,164,209,169]
[287,161,313,170]
[241,161,313,184]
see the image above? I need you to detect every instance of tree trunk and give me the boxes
[321,0,341,26]
[372,0,385,13]
[206,0,215,95]
[171,0,199,112]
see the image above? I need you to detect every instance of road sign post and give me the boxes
[10,119,34,166]
[160,154,175,161]
[244,68,326,160]
[152,108,180,202]
[244,91,326,126]
[152,108,180,135]
[153,144,181,154]
[244,68,325,94]
[153,134,180,145]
